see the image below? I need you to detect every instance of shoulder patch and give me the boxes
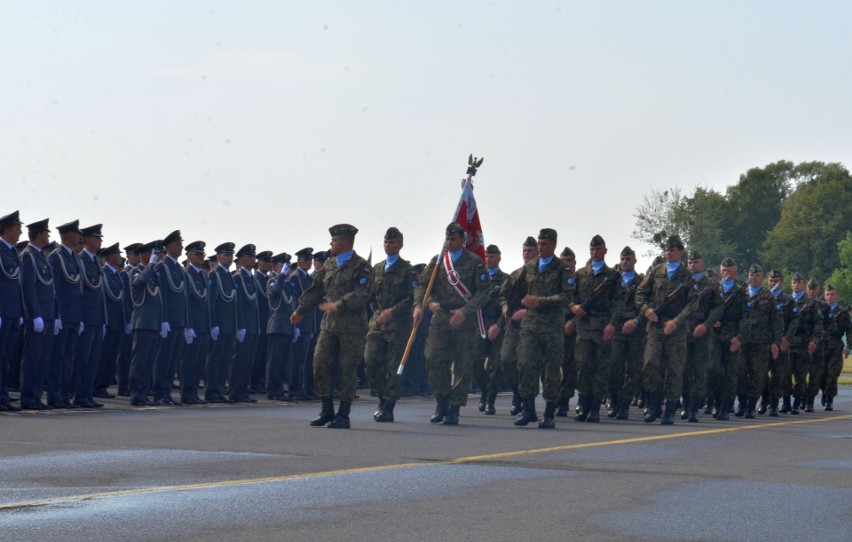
[359,276,369,286]
[480,273,488,282]
[568,277,575,285]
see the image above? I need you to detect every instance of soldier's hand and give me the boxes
[843,346,849,358]
[713,321,721,329]
[663,320,677,336]
[603,323,615,342]
[33,317,45,334]
[571,305,587,318]
[377,309,393,325]
[522,295,541,309]
[511,309,526,322]
[564,319,575,336]
[644,308,659,323]
[780,337,790,352]
[621,319,637,335]
[412,305,423,328]
[692,323,707,338]
[449,309,466,328]
[730,336,741,353]
[290,313,303,326]
[771,343,780,360]
[807,340,817,355]
[487,324,501,341]
[319,301,338,313]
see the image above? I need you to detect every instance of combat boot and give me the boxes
[555,397,569,417]
[606,394,618,418]
[791,396,801,415]
[661,399,676,425]
[514,397,538,426]
[631,389,640,407]
[538,402,556,429]
[586,396,601,423]
[780,395,791,414]
[443,405,460,425]
[680,397,690,420]
[310,397,335,427]
[478,391,487,412]
[805,396,814,413]
[485,393,496,415]
[744,397,756,419]
[769,398,779,417]
[616,398,630,420]
[704,397,714,416]
[431,396,449,423]
[757,391,769,415]
[825,398,833,411]
[509,386,522,416]
[643,394,661,423]
[373,396,385,420]
[734,397,746,417]
[574,396,589,422]
[688,402,700,423]
[327,401,351,429]
[375,400,395,422]
[716,402,730,421]
[636,390,645,410]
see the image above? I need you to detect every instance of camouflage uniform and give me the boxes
[482,268,509,399]
[735,284,783,415]
[766,290,793,413]
[784,294,823,410]
[820,302,850,409]
[609,271,645,418]
[681,273,723,420]
[712,280,746,420]
[558,311,577,413]
[498,266,525,411]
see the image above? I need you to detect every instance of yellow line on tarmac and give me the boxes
[1,414,849,512]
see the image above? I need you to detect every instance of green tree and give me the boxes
[827,233,852,302]
[631,187,684,257]
[675,187,737,267]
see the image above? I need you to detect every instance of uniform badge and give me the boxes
[411,280,418,287]
[568,278,575,285]
[359,277,368,286]
[776,303,784,311]
[480,273,487,282]
[693,284,699,290]
[793,307,800,313]
[747,302,753,309]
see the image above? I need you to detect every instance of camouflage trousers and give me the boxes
[682,335,711,404]
[498,325,522,390]
[557,331,577,402]
[364,329,408,403]
[313,330,366,403]
[789,349,811,399]
[609,333,644,401]
[716,340,739,409]
[822,342,844,399]
[766,351,790,401]
[425,314,480,407]
[575,333,612,400]
[484,332,508,394]
[736,342,770,400]
[471,336,490,393]
[517,327,563,401]
[806,343,825,398]
[641,326,686,402]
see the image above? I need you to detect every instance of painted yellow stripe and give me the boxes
[1,414,849,512]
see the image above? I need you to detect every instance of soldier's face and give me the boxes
[768,276,783,290]
[107,253,122,267]
[619,255,636,272]
[720,265,736,281]
[166,240,183,258]
[297,256,312,271]
[589,244,607,261]
[257,260,272,273]
[383,237,403,256]
[84,235,102,252]
[748,271,764,287]
[521,245,538,263]
[187,252,205,267]
[330,235,353,256]
[560,255,576,270]
[687,258,705,273]
[485,253,501,269]
[1,223,22,244]
[537,239,556,259]
[824,290,838,304]
[791,279,804,293]
[33,230,50,249]
[127,253,140,266]
[807,286,820,299]
[217,253,234,269]
[445,234,464,252]
[665,247,683,263]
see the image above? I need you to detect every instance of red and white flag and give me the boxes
[451,177,486,263]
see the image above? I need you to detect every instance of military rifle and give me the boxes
[722,282,748,308]
[635,277,697,326]
[579,270,621,312]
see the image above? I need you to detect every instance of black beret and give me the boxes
[329,224,358,237]
[539,228,558,241]
[384,227,403,240]
[485,244,501,255]
[665,235,684,250]
[620,246,635,257]
[81,224,103,238]
[720,257,736,268]
[0,210,24,228]
[589,234,605,247]
[163,230,183,246]
[214,242,235,254]
[57,220,81,235]
[791,272,804,281]
[26,218,50,234]
[295,247,313,259]
[445,222,465,237]
[235,244,256,258]
[561,247,575,258]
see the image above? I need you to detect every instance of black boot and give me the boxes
[716,401,730,421]
[757,391,769,415]
[375,400,395,422]
[636,390,645,410]
[574,395,589,422]
[606,395,618,418]
[680,396,690,420]
[431,396,449,423]
[688,402,699,423]
[744,397,756,419]
[734,397,746,417]
[791,396,801,415]
[538,402,556,429]
[616,398,630,420]
[643,394,661,423]
[769,398,779,417]
[443,404,460,425]
[327,401,351,429]
[661,399,676,425]
[514,397,538,426]
[825,398,834,411]
[485,393,496,415]
[704,397,714,416]
[509,386,522,416]
[310,397,335,427]
[373,396,385,420]
[631,389,640,407]
[555,397,569,417]
[805,396,814,413]
[478,391,487,412]
[586,396,601,423]
[780,395,791,414]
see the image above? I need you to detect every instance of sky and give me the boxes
[2,1,851,271]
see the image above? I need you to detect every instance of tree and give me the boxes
[631,187,684,258]
[761,162,852,280]
[827,233,852,302]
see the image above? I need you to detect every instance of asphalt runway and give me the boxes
[2,389,850,542]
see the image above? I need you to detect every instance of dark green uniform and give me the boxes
[609,271,645,418]
[735,285,783,415]
[712,280,746,419]
[784,294,823,409]
[820,303,850,409]
[681,275,723,419]
[482,268,509,397]
[498,267,525,411]
[766,291,793,413]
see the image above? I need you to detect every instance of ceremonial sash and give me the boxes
[442,250,486,338]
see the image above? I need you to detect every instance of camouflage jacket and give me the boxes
[482,268,509,326]
[635,262,697,334]
[517,256,572,333]
[570,261,623,336]
[295,252,373,334]
[737,286,783,345]
[784,294,825,348]
[368,257,416,335]
[415,250,489,327]
[684,274,724,340]
[614,271,644,338]
[714,280,746,343]
[499,266,527,329]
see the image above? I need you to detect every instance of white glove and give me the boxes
[236,328,246,343]
[160,322,169,338]
[162,321,171,335]
[149,252,159,265]
[33,317,45,333]
[54,319,63,336]
[102,325,107,339]
[211,326,220,342]
[282,263,291,276]
[19,317,23,327]
[184,328,196,345]
[0,316,2,329]
[78,322,84,335]
[124,323,132,335]
[292,327,301,343]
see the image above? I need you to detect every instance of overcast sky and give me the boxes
[3,1,850,271]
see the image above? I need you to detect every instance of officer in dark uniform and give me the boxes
[48,220,85,409]
[0,211,26,411]
[266,252,297,400]
[95,242,126,399]
[181,241,210,404]
[230,243,260,403]
[73,224,107,408]
[116,243,141,396]
[206,242,238,403]
[250,250,274,394]
[289,247,319,400]
[19,218,57,410]
[152,230,187,405]
[128,240,164,406]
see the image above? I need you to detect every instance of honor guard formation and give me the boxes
[0,210,849,429]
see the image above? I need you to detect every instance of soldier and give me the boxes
[403,263,431,397]
[206,242,238,403]
[413,222,489,426]
[609,246,645,420]
[512,228,572,428]
[819,284,849,411]
[802,278,826,413]
[48,220,85,409]
[557,246,577,416]
[480,244,509,415]
[499,236,539,416]
[116,243,141,396]
[635,235,697,425]
[289,247,318,400]
[781,273,822,415]
[250,250,274,394]
[679,250,723,422]
[266,253,296,401]
[230,244,260,403]
[710,258,746,420]
[311,250,329,277]
[72,224,107,408]
[570,234,621,423]
[95,242,126,400]
[0,211,25,411]
[181,241,210,404]
[152,230,188,405]
[764,269,793,416]
[128,240,164,407]
[291,224,373,429]
[365,227,415,422]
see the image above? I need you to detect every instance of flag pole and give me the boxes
[397,155,484,376]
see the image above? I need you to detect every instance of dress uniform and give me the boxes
[181,241,210,404]
[265,253,297,400]
[206,242,238,403]
[292,224,373,429]
[73,224,107,408]
[153,230,188,405]
[116,243,142,396]
[229,244,260,403]
[128,240,164,406]
[250,250,274,393]
[289,247,319,399]
[0,211,25,411]
[95,242,127,399]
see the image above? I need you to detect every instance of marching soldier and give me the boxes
[153,230,188,405]
[74,224,107,408]
[764,269,793,415]
[711,257,746,420]
[230,244,260,403]
[128,240,164,407]
[609,246,645,420]
[365,227,415,422]
[557,246,577,416]
[413,222,489,426]
[0,211,25,411]
[289,247,318,400]
[266,253,296,401]
[803,278,826,413]
[819,284,849,411]
[95,242,126,400]
[291,224,373,429]
[181,241,210,404]
[206,242,238,403]
[781,273,822,414]
[480,244,509,415]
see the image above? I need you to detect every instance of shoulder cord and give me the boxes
[102,268,123,301]
[255,274,268,299]
[215,269,236,302]
[26,251,54,286]
[236,271,258,302]
[79,254,103,290]
[161,260,185,293]
[267,277,293,310]
[185,269,207,300]
[55,249,81,284]
[130,270,160,308]
[0,248,20,280]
